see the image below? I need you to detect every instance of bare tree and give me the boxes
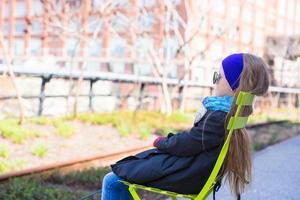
[123,1,223,114]
[0,33,25,124]
[39,0,238,116]
[41,0,114,117]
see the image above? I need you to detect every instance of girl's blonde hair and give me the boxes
[220,53,270,197]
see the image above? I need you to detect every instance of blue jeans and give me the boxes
[101,172,133,200]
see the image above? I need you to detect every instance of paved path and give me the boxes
[207,134,300,200]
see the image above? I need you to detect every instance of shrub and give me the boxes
[0,177,88,200]
[0,120,47,143]
[52,119,75,138]
[0,144,9,158]
[31,143,48,158]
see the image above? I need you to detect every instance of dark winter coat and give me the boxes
[111,110,227,194]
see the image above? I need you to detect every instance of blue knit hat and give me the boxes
[222,53,244,91]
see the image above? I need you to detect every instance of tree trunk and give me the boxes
[0,35,25,124]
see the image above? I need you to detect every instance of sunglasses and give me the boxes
[213,71,222,84]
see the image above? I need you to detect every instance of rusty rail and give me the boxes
[0,144,152,182]
[0,120,291,182]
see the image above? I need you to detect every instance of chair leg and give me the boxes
[128,186,141,200]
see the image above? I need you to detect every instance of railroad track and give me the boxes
[0,120,289,182]
[0,145,152,182]
[246,120,288,128]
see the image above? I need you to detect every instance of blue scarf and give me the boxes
[194,95,234,124]
[202,95,234,113]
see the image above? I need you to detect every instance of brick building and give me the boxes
[0,0,299,115]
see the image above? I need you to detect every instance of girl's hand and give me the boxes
[153,136,164,147]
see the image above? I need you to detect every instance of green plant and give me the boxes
[139,124,153,140]
[29,117,52,125]
[76,110,194,137]
[31,143,48,158]
[0,144,9,158]
[0,160,11,173]
[253,142,264,151]
[167,111,192,123]
[115,121,131,137]
[0,177,88,200]
[77,112,119,126]
[0,159,26,174]
[52,119,75,138]
[0,119,47,143]
[45,167,111,189]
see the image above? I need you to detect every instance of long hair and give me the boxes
[220,53,270,197]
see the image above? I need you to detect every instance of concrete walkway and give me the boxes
[207,134,300,200]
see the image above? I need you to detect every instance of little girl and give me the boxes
[101,53,270,200]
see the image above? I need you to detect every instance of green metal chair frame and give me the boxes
[119,91,255,200]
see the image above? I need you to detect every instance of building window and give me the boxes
[133,37,154,76]
[3,4,10,18]
[109,37,127,57]
[170,18,180,31]
[3,22,9,36]
[192,66,205,83]
[30,39,42,56]
[69,0,81,9]
[110,62,125,73]
[111,15,129,32]
[228,4,240,18]
[111,0,129,8]
[86,61,100,71]
[33,0,43,16]
[163,37,179,59]
[65,61,79,70]
[168,64,177,78]
[92,0,105,9]
[138,14,155,32]
[70,20,80,32]
[134,37,154,58]
[211,19,224,36]
[31,19,43,34]
[93,0,128,9]
[88,16,103,33]
[171,0,181,5]
[2,40,9,50]
[213,0,225,15]
[88,39,102,56]
[134,63,152,76]
[14,39,25,56]
[138,0,156,8]
[15,2,26,17]
[15,20,25,36]
[66,38,80,56]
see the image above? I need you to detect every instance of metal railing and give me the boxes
[0,64,300,116]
